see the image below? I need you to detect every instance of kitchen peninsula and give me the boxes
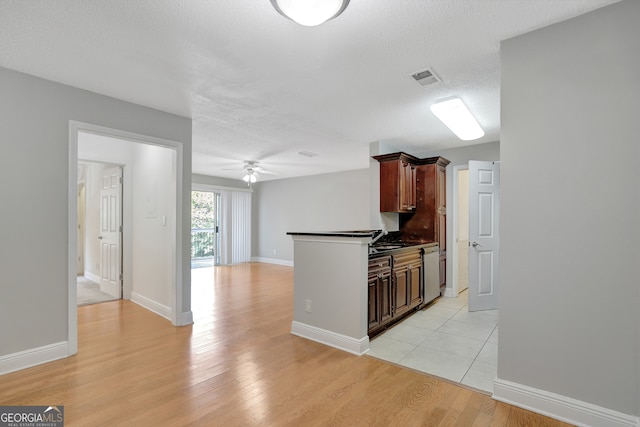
[287,154,449,355]
[287,230,439,355]
[286,230,377,356]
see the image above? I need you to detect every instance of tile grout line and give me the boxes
[461,322,499,378]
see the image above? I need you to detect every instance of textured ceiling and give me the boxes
[0,0,619,181]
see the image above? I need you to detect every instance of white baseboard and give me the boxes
[493,378,639,427]
[0,342,69,375]
[175,310,193,326]
[251,257,293,267]
[84,271,100,283]
[82,272,119,298]
[443,288,457,297]
[130,292,172,321]
[100,281,120,298]
[291,321,369,356]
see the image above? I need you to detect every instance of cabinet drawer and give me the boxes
[368,256,391,270]
[368,256,391,279]
[392,249,421,267]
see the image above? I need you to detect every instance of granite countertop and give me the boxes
[369,241,438,256]
[286,230,438,255]
[286,230,382,237]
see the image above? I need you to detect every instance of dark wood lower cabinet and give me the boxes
[367,256,392,332]
[368,248,423,337]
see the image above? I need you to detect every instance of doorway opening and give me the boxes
[76,161,123,306]
[451,165,470,302]
[457,168,470,295]
[68,121,187,356]
[451,161,500,312]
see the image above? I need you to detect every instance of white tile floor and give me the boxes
[367,289,498,394]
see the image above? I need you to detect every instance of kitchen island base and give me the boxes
[287,231,378,355]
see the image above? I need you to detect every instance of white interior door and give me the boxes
[468,161,500,311]
[99,166,122,298]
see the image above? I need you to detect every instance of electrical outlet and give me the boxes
[305,299,312,313]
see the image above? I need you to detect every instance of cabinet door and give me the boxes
[400,161,417,211]
[378,156,417,213]
[368,275,380,330]
[393,266,410,316]
[379,273,393,324]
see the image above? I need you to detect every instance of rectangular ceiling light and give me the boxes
[430,97,485,141]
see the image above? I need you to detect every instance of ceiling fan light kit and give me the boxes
[270,0,350,27]
[242,173,258,183]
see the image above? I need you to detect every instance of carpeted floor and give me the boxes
[77,276,119,306]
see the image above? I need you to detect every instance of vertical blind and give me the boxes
[220,190,252,264]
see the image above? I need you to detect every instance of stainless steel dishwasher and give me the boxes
[423,244,440,304]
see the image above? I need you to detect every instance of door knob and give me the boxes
[98,236,103,240]
[471,241,481,247]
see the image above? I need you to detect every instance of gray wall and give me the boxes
[0,67,192,357]
[499,0,639,416]
[252,169,370,262]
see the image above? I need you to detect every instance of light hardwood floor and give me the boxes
[1,263,572,426]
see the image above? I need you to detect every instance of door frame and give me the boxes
[68,121,185,355]
[447,164,469,298]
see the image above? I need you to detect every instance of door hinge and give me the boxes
[119,273,123,281]
[119,225,123,232]
[119,177,123,184]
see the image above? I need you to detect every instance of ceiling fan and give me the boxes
[219,159,278,187]
[242,161,261,185]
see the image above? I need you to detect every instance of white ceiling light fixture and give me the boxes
[270,0,350,27]
[242,161,261,188]
[242,172,257,184]
[430,97,485,141]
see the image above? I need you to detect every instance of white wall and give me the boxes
[252,169,370,262]
[499,0,639,419]
[131,143,176,311]
[0,66,191,364]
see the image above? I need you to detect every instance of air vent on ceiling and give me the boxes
[412,68,441,87]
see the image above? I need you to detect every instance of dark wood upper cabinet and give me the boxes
[374,153,450,290]
[401,156,450,289]
[373,152,419,213]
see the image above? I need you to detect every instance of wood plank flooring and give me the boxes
[0,263,573,426]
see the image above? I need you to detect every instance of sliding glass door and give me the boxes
[191,191,221,267]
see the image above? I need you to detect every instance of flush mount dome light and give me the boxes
[270,0,350,27]
[430,97,485,141]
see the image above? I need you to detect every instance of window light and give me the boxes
[430,97,485,141]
